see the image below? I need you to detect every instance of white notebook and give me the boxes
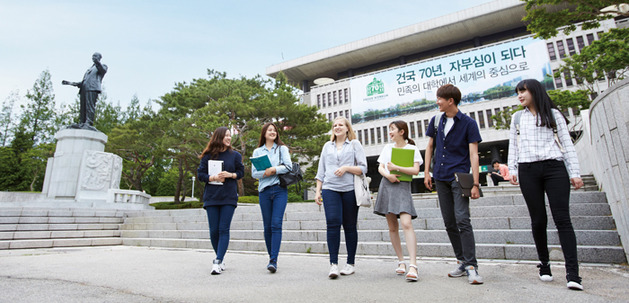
[208,160,224,185]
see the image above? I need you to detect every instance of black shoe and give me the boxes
[267,261,277,273]
[537,263,552,282]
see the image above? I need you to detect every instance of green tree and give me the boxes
[19,142,55,191]
[0,90,19,147]
[523,1,628,39]
[555,28,629,92]
[22,69,57,144]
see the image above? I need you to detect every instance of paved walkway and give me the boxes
[1,246,628,302]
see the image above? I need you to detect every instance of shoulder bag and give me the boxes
[278,146,303,192]
[454,172,483,198]
[351,140,373,207]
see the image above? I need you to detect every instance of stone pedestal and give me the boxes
[43,129,109,199]
[38,129,152,210]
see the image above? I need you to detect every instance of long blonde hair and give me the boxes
[329,117,357,141]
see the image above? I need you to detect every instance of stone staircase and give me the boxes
[120,183,627,264]
[0,209,126,249]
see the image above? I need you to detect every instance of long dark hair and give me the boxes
[257,122,285,148]
[389,120,415,145]
[199,126,232,159]
[515,79,567,129]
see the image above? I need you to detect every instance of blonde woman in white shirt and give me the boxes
[315,117,368,279]
[374,120,423,282]
[508,79,584,291]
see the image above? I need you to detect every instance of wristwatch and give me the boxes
[473,183,480,188]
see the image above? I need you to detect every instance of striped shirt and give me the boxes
[507,108,580,178]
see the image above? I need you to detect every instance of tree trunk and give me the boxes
[173,159,184,203]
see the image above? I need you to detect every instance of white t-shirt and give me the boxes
[377,143,424,175]
[444,117,455,136]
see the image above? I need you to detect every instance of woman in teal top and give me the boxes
[251,122,292,273]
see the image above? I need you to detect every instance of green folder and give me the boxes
[250,154,272,171]
[391,147,415,182]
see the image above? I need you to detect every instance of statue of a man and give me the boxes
[62,52,108,130]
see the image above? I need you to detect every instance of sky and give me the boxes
[0,0,494,112]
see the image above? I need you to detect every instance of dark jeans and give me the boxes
[258,184,288,262]
[205,205,236,262]
[490,173,507,185]
[322,189,359,265]
[435,179,478,268]
[518,160,580,283]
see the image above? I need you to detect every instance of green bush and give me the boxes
[287,191,302,202]
[150,200,204,209]
[238,196,259,204]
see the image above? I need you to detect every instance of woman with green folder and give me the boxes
[374,120,423,282]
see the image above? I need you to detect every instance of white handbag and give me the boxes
[354,174,373,207]
[351,140,373,207]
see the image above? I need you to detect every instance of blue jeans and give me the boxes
[205,205,236,261]
[435,180,478,268]
[518,160,580,283]
[258,184,288,262]
[322,189,359,265]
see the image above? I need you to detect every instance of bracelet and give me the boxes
[473,183,480,188]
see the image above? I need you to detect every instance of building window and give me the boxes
[566,38,576,56]
[547,43,557,60]
[345,110,349,119]
[576,36,585,52]
[327,92,332,106]
[409,121,416,138]
[377,127,382,144]
[328,113,332,121]
[317,94,321,108]
[553,69,563,88]
[333,91,337,105]
[512,105,519,111]
[344,88,349,103]
[334,112,338,119]
[596,31,604,39]
[564,71,573,87]
[424,119,430,133]
[556,40,566,58]
[587,33,595,45]
[486,109,494,127]
[338,90,343,104]
[417,120,423,137]
[469,112,476,121]
[358,130,362,143]
[322,94,326,107]
[382,126,388,143]
[370,128,375,145]
[477,111,485,129]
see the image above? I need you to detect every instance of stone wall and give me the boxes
[589,78,629,260]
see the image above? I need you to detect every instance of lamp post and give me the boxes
[191,176,195,199]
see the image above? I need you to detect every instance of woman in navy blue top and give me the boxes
[197,127,244,275]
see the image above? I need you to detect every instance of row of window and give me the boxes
[316,88,349,108]
[546,32,601,61]
[355,106,518,146]
[327,110,350,121]
[547,31,606,89]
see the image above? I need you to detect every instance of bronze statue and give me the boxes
[62,52,108,131]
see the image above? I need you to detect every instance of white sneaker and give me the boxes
[340,264,355,275]
[211,261,222,275]
[567,281,584,291]
[465,265,483,284]
[328,264,339,279]
[220,261,226,271]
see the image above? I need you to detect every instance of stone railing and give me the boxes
[107,189,152,207]
[589,78,629,261]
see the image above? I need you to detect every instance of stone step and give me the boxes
[0,223,121,232]
[0,208,126,218]
[120,215,617,232]
[1,230,121,240]
[121,238,625,264]
[120,229,621,246]
[0,237,123,250]
[0,216,124,224]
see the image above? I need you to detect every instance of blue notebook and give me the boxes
[251,154,272,171]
